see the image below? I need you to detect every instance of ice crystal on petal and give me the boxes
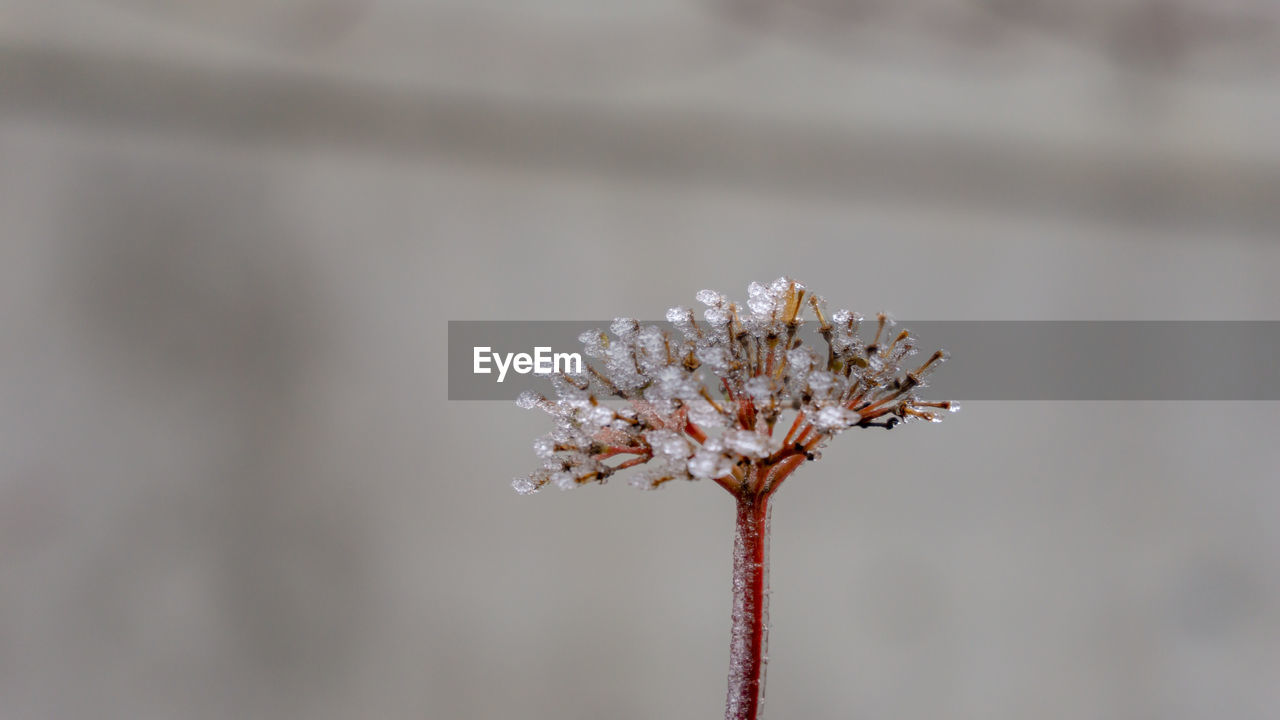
[648,366,697,407]
[666,306,698,340]
[688,399,728,428]
[786,347,816,380]
[646,429,691,460]
[696,289,727,307]
[548,374,585,401]
[628,473,661,490]
[515,391,541,410]
[636,325,666,359]
[808,371,837,396]
[697,345,730,373]
[689,447,733,479]
[813,406,860,431]
[725,429,771,458]
[512,476,538,495]
[704,306,731,326]
[605,342,645,391]
[610,317,640,340]
[532,437,556,458]
[744,376,773,406]
[586,405,615,428]
[578,329,608,358]
[746,281,773,317]
[770,276,797,295]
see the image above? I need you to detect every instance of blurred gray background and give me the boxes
[2,2,1279,719]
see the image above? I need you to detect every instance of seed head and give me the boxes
[512,278,956,496]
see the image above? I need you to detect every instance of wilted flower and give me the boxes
[512,277,956,497]
[509,278,955,720]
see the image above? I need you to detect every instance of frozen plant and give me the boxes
[512,278,956,720]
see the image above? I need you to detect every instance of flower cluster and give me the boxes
[512,278,956,496]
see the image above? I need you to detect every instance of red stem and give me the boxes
[725,490,771,720]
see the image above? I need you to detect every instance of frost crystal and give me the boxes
[578,329,608,358]
[746,281,773,317]
[552,471,579,491]
[813,406,860,431]
[704,306,731,326]
[689,447,734,479]
[743,376,773,406]
[696,289,727,307]
[510,278,955,494]
[610,317,640,340]
[688,399,729,428]
[532,437,556,458]
[697,345,730,372]
[807,371,837,396]
[724,429,771,458]
[646,429,691,460]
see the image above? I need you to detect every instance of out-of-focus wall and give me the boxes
[1,3,1278,719]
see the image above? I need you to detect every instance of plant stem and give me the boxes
[725,490,771,720]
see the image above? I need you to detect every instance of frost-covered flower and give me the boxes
[510,278,958,720]
[511,277,957,495]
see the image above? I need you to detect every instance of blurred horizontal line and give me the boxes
[1,41,1277,231]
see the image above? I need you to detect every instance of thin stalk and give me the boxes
[725,490,771,720]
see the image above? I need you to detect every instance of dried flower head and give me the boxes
[512,277,957,498]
